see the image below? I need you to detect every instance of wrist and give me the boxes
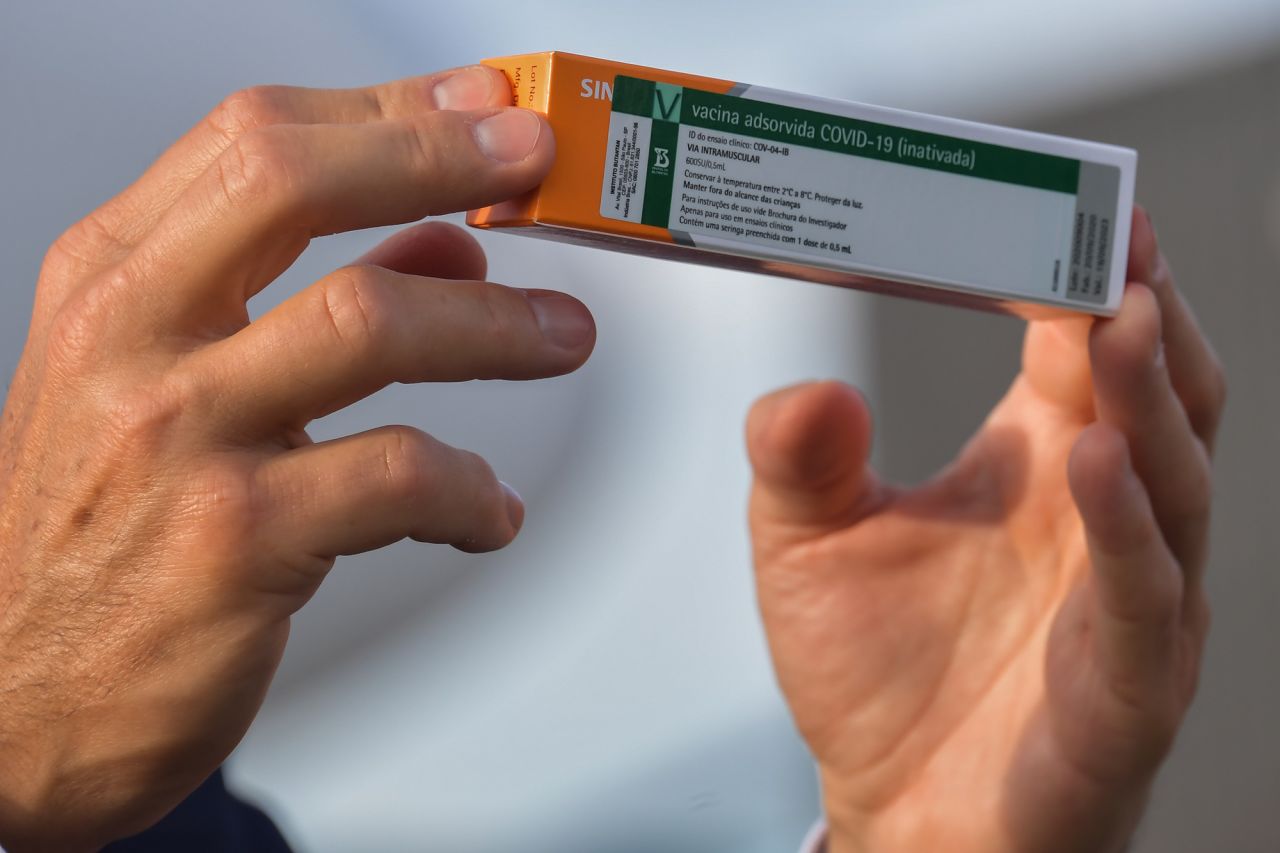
[823,801,1019,853]
[817,771,1023,853]
[0,673,158,853]
[0,745,99,853]
[820,775,1146,853]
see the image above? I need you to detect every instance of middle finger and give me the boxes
[187,264,595,436]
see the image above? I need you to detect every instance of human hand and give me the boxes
[747,209,1223,852]
[0,65,594,850]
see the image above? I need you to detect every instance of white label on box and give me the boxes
[602,76,1123,310]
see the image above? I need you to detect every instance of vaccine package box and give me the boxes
[467,52,1136,317]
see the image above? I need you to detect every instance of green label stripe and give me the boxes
[612,76,1080,194]
[641,119,679,227]
[611,76,655,119]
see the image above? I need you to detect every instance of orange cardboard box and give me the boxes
[468,52,1136,317]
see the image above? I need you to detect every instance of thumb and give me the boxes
[746,381,881,554]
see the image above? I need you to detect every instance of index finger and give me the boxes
[58,66,513,273]
[113,105,553,333]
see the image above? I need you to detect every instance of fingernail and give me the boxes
[432,66,495,111]
[525,291,594,350]
[500,481,525,531]
[474,109,542,163]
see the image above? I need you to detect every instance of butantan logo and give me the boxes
[653,147,671,170]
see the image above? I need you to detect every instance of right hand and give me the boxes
[748,209,1222,852]
[0,65,594,851]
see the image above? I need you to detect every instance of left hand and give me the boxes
[747,208,1224,852]
[0,65,593,851]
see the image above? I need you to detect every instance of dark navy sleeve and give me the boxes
[102,768,293,853]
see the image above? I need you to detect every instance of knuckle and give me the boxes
[1204,352,1228,414]
[466,451,507,521]
[1162,445,1214,533]
[406,117,450,210]
[1146,567,1184,622]
[209,86,293,142]
[46,210,129,274]
[1186,360,1227,451]
[461,447,500,492]
[1182,349,1227,438]
[381,427,435,501]
[1147,251,1171,289]
[318,266,393,355]
[43,270,133,371]
[407,114,444,168]
[1182,444,1215,517]
[101,377,194,454]
[1102,667,1182,766]
[367,84,394,120]
[455,449,508,542]
[213,127,297,208]
[474,283,522,342]
[45,299,104,372]
[180,460,260,548]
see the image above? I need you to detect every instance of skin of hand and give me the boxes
[0,65,595,851]
[747,209,1225,853]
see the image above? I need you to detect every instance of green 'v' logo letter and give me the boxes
[652,83,683,121]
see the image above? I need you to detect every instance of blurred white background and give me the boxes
[3,1,1279,851]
